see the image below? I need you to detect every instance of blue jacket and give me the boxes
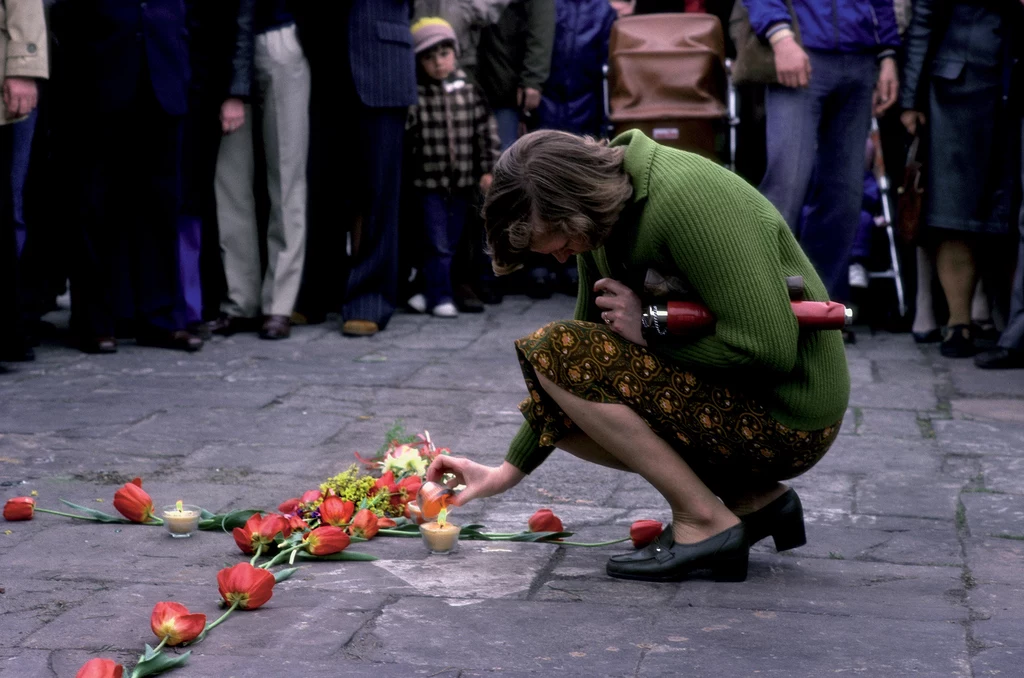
[743,0,899,54]
[538,0,616,137]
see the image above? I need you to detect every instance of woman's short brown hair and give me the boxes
[483,130,633,275]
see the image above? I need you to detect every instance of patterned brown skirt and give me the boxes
[515,320,840,490]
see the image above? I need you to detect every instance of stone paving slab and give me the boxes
[2,297,1024,677]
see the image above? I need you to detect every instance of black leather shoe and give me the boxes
[941,324,977,358]
[606,523,749,582]
[208,314,260,336]
[454,284,485,313]
[80,336,118,354]
[260,315,291,340]
[975,347,1024,370]
[741,488,807,551]
[912,329,941,344]
[136,328,203,352]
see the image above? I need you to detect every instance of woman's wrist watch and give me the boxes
[640,304,669,343]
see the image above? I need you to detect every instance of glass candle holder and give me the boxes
[419,521,459,554]
[416,481,455,521]
[161,504,201,538]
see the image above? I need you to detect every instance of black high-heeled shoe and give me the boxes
[606,523,749,582]
[741,488,806,551]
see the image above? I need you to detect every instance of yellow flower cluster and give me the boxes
[320,465,376,504]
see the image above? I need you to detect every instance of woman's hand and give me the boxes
[873,57,899,116]
[901,110,926,136]
[426,458,525,507]
[220,97,245,134]
[594,278,646,346]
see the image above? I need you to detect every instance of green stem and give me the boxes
[550,537,630,547]
[261,544,301,569]
[152,636,169,654]
[33,507,102,521]
[248,543,263,567]
[203,601,240,635]
[289,547,298,565]
[376,528,419,538]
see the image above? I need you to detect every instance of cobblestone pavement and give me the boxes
[1,296,1023,677]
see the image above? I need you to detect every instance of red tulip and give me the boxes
[300,489,322,504]
[278,497,300,514]
[528,508,563,533]
[112,477,156,523]
[348,508,379,539]
[217,562,275,610]
[287,514,308,531]
[377,516,397,528]
[395,476,422,506]
[303,526,351,555]
[150,601,206,647]
[629,519,663,548]
[3,496,35,521]
[319,496,355,527]
[75,658,123,678]
[258,514,291,541]
[372,470,399,501]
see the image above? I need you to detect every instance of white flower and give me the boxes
[382,445,429,477]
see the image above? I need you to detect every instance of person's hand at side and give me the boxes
[517,87,542,112]
[873,57,899,115]
[900,110,926,136]
[2,77,38,119]
[479,173,493,194]
[220,97,246,134]
[426,457,525,506]
[594,278,646,346]
[772,34,811,88]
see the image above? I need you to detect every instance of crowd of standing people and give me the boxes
[1,0,1022,373]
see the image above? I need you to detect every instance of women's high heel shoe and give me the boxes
[741,488,806,551]
[606,523,749,582]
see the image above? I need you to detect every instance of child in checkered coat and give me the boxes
[406,17,501,318]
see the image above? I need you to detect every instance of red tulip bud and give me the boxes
[300,489,322,504]
[304,526,351,555]
[112,478,156,523]
[217,562,275,610]
[150,601,206,646]
[75,658,123,678]
[3,496,35,521]
[348,508,379,539]
[319,496,355,527]
[277,497,300,514]
[528,508,563,533]
[629,519,663,548]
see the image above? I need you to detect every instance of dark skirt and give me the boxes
[515,321,841,490]
[925,62,1019,235]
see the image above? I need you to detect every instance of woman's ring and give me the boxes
[603,313,611,324]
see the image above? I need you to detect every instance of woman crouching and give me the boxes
[427,129,849,582]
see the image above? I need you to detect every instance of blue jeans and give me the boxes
[494,107,520,151]
[761,51,877,303]
[420,190,469,308]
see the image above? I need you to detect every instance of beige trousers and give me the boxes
[215,23,310,318]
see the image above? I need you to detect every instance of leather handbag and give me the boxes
[896,136,925,245]
[729,0,800,86]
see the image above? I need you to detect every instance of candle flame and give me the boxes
[437,507,447,528]
[176,500,183,512]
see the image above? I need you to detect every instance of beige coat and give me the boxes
[0,0,49,125]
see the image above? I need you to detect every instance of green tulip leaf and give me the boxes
[296,550,379,561]
[508,530,574,542]
[129,649,191,678]
[59,500,132,523]
[197,509,263,532]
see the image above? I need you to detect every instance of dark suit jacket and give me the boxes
[292,0,416,109]
[52,0,191,115]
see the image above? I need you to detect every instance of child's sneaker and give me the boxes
[432,301,459,318]
[407,294,427,313]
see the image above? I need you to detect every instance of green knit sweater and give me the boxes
[505,130,850,474]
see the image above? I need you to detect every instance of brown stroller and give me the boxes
[603,12,735,166]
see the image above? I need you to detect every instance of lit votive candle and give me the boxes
[161,504,201,538]
[419,521,459,554]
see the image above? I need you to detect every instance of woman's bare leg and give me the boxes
[556,430,632,472]
[535,372,739,544]
[937,238,977,328]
